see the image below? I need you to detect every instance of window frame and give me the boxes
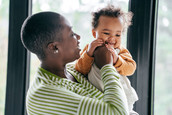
[5,0,31,114]
[5,0,159,114]
[127,0,158,114]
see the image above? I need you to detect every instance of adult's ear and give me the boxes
[92,29,96,38]
[47,42,59,53]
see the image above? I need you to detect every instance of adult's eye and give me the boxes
[72,33,77,39]
[71,33,75,37]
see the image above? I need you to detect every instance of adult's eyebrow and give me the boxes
[68,26,73,31]
[68,26,72,29]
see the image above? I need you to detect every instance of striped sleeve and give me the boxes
[26,65,128,115]
[77,64,128,115]
[27,85,81,115]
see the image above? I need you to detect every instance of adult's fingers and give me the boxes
[94,46,113,69]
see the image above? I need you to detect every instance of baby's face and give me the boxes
[92,16,123,48]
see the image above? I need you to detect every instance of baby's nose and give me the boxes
[108,36,115,39]
[108,37,116,42]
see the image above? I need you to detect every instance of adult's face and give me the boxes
[58,17,81,63]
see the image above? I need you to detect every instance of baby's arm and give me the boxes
[75,44,94,75]
[114,46,136,76]
[75,39,103,75]
[105,44,136,76]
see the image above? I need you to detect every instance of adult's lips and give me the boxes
[77,42,81,51]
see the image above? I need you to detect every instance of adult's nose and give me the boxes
[76,34,80,40]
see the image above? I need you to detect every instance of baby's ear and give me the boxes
[92,29,96,38]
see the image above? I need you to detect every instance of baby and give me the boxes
[75,5,138,115]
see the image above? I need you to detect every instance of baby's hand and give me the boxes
[105,44,118,64]
[87,39,104,57]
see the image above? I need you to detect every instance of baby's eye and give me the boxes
[116,34,121,37]
[103,32,110,35]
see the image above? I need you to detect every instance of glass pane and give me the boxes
[155,0,172,115]
[30,0,129,83]
[0,0,9,114]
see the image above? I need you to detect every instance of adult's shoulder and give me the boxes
[66,63,87,80]
[66,63,81,74]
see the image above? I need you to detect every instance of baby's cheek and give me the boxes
[114,39,121,48]
[117,38,121,44]
[98,34,109,41]
[96,34,102,38]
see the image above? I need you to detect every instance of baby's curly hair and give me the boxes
[92,4,133,32]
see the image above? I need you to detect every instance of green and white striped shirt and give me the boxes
[26,64,128,115]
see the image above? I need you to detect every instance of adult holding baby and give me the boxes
[21,11,128,115]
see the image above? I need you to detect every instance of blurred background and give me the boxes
[0,0,172,114]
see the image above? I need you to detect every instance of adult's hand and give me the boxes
[93,46,113,69]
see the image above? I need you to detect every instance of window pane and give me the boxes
[30,0,129,83]
[0,0,9,114]
[155,0,172,114]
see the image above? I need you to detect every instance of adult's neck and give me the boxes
[41,60,67,78]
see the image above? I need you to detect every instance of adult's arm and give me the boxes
[26,46,128,115]
[77,46,129,114]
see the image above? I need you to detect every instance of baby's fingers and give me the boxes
[105,44,113,50]
[105,44,116,55]
[93,39,103,44]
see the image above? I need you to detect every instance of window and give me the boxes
[30,0,129,83]
[0,0,9,114]
[155,0,172,114]
[4,0,159,114]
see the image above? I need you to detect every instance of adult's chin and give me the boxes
[75,52,80,60]
[75,48,81,59]
[68,51,80,63]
